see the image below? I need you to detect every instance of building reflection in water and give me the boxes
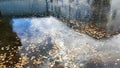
[91,0,110,23]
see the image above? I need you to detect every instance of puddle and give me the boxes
[0,0,120,68]
[1,17,119,68]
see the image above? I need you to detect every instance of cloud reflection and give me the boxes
[11,17,120,68]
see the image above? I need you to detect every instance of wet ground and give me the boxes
[0,17,120,68]
[0,17,21,67]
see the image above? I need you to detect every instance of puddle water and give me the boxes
[0,0,120,68]
[1,17,119,68]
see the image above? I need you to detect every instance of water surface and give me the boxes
[9,17,120,68]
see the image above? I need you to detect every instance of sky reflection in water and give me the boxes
[11,17,120,68]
